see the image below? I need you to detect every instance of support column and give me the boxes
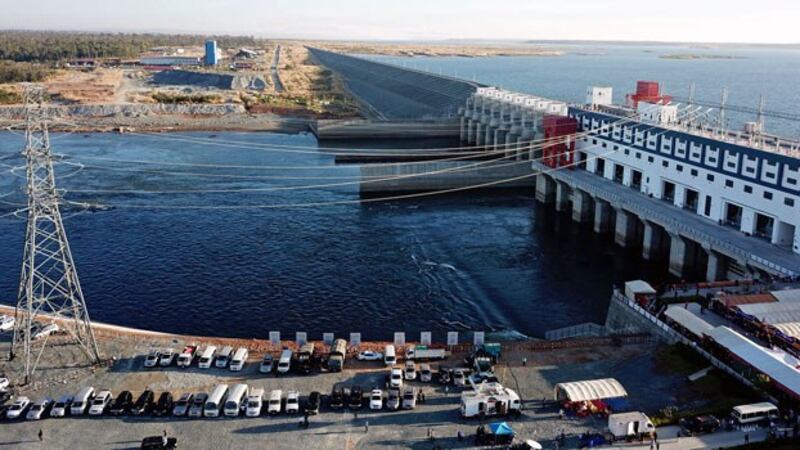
[476,123,484,146]
[668,232,689,278]
[641,221,662,260]
[535,174,556,204]
[614,208,637,247]
[706,249,726,282]
[572,190,593,223]
[555,181,570,212]
[594,199,612,233]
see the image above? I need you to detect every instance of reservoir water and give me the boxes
[1,45,797,339]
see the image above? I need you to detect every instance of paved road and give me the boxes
[616,426,767,450]
[270,45,284,93]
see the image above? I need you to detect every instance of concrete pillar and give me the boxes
[572,190,593,223]
[594,199,612,233]
[476,122,484,146]
[459,115,467,142]
[668,232,689,278]
[535,174,556,203]
[555,181,570,212]
[467,120,476,144]
[614,208,637,247]
[706,249,726,282]
[641,221,662,260]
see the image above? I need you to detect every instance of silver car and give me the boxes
[26,398,51,420]
[172,393,193,416]
[188,392,207,418]
[50,395,73,418]
[402,387,417,410]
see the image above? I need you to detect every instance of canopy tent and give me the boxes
[664,306,714,337]
[772,322,800,339]
[488,422,514,436]
[705,326,800,399]
[772,289,800,304]
[738,302,800,316]
[554,378,628,402]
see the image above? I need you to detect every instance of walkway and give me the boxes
[615,426,767,450]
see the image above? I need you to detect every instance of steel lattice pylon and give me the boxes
[10,85,101,383]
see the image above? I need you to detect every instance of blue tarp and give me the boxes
[489,422,514,436]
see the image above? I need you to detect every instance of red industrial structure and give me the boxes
[542,115,578,169]
[625,81,672,109]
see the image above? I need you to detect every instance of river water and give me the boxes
[1,45,796,340]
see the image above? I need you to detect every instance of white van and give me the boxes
[224,384,249,417]
[277,349,293,374]
[198,345,217,369]
[230,347,249,372]
[267,389,282,415]
[732,402,779,425]
[215,346,234,368]
[245,389,264,417]
[384,345,397,366]
[204,384,229,418]
[70,386,95,415]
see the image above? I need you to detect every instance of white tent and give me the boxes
[706,326,800,399]
[772,322,800,339]
[771,289,800,304]
[664,306,714,337]
[554,378,628,402]
[739,302,800,316]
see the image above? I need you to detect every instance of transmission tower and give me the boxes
[10,85,101,383]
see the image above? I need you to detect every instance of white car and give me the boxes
[369,389,383,410]
[32,323,59,340]
[88,390,112,415]
[419,364,433,382]
[267,390,282,415]
[0,314,14,332]
[389,368,404,389]
[50,395,73,418]
[0,377,9,391]
[143,349,160,368]
[285,390,300,414]
[6,396,30,419]
[259,354,274,374]
[356,350,383,361]
[159,348,176,367]
[453,369,466,387]
[245,389,264,417]
[404,361,417,381]
[26,398,51,420]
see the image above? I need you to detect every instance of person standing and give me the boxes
[38,429,43,442]
[522,357,527,367]
[744,432,750,444]
[364,420,369,433]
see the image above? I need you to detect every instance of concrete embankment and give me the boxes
[312,118,461,140]
[152,70,268,91]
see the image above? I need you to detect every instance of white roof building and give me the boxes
[664,306,714,337]
[554,378,628,402]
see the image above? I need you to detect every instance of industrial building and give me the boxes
[139,56,201,67]
[205,40,219,66]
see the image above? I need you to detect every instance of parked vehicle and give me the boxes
[453,369,467,387]
[384,345,397,366]
[89,390,113,415]
[172,393,193,417]
[732,402,779,425]
[327,339,347,372]
[223,384,248,417]
[608,412,656,441]
[197,346,217,369]
[153,392,174,417]
[357,350,382,361]
[70,386,95,415]
[286,390,300,414]
[0,314,14,332]
[230,347,249,372]
[305,391,321,415]
[259,354,274,374]
[131,390,155,416]
[50,395,73,417]
[143,349,160,368]
[460,382,521,418]
[140,435,177,450]
[420,364,433,382]
[32,323,59,340]
[297,343,315,374]
[158,348,176,367]
[679,415,721,436]
[6,396,30,419]
[402,387,417,410]
[404,361,417,381]
[277,348,293,375]
[389,367,404,389]
[329,385,346,409]
[215,346,234,368]
[386,389,401,411]
[204,385,229,418]
[188,392,207,418]
[510,440,544,450]
[0,377,8,391]
[245,389,264,417]
[267,389,283,415]
[176,345,197,368]
[349,386,363,410]
[26,397,51,420]
[406,346,448,361]
[369,389,383,410]
[109,391,133,415]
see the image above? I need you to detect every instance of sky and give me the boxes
[1,0,798,44]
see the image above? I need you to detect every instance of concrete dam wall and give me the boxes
[308,48,480,120]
